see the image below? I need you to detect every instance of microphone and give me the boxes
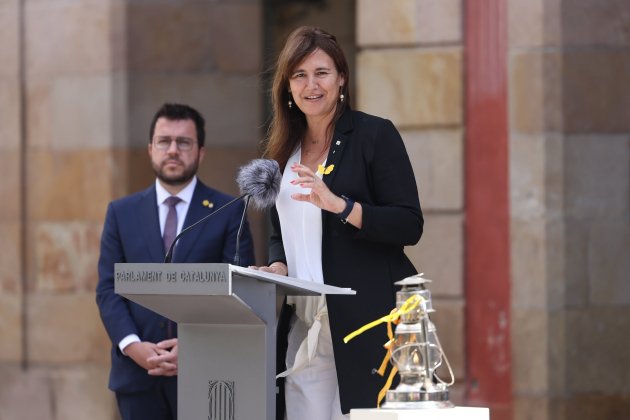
[164,159,281,264]
[233,159,281,265]
[236,158,281,210]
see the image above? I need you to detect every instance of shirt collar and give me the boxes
[155,176,198,205]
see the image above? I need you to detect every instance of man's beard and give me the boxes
[152,158,199,186]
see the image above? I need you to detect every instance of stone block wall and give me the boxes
[356,0,466,401]
[508,0,630,418]
[0,0,22,368]
[0,0,264,418]
[0,1,125,417]
[3,1,629,418]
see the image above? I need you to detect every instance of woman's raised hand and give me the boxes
[289,163,346,214]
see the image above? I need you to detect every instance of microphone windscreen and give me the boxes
[236,159,281,209]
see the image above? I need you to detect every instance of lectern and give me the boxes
[115,263,354,420]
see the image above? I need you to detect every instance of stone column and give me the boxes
[509,0,630,418]
[356,0,465,402]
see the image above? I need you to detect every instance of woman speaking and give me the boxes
[255,26,423,419]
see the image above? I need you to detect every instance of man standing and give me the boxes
[96,103,255,420]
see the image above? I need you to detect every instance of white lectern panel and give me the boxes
[351,407,490,420]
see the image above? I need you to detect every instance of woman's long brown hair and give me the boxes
[263,26,350,171]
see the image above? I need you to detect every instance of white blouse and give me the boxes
[276,147,329,377]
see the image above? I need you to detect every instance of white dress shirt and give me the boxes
[118,176,198,353]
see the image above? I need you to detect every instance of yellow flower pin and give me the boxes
[202,200,214,209]
[317,164,335,175]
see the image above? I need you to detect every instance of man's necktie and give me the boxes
[163,196,182,254]
[163,196,181,338]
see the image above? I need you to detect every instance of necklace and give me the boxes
[301,141,329,167]
[304,134,329,147]
[302,145,326,156]
[302,131,330,161]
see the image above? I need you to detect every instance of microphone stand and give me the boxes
[164,193,247,263]
[233,195,251,267]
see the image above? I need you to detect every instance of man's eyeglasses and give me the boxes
[153,136,197,151]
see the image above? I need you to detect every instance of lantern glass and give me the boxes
[383,274,455,409]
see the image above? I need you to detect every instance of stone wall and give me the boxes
[356,0,466,403]
[0,1,263,418]
[508,0,630,418]
[0,0,22,368]
[2,0,629,418]
[356,0,630,418]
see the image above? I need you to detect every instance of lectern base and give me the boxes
[350,407,490,420]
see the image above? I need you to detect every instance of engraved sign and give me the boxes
[209,380,234,420]
[115,263,231,295]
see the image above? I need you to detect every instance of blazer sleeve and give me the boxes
[267,205,287,265]
[95,202,139,346]
[355,118,423,246]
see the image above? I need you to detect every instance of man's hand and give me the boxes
[147,338,178,376]
[124,341,161,371]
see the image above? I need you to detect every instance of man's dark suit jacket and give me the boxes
[270,109,423,415]
[96,179,255,393]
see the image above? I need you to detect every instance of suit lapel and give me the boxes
[322,109,353,190]
[172,182,215,262]
[138,186,165,263]
[321,109,353,225]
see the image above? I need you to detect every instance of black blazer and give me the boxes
[270,109,423,413]
[96,180,255,393]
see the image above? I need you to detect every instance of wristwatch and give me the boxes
[337,195,355,223]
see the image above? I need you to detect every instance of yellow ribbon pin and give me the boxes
[317,164,334,175]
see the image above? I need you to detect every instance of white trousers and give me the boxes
[284,314,349,420]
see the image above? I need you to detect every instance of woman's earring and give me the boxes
[339,93,345,103]
[288,99,293,109]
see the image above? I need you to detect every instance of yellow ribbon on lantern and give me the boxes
[343,294,424,407]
